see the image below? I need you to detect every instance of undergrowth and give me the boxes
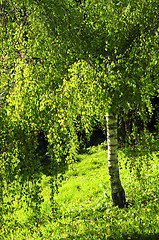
[0,141,159,240]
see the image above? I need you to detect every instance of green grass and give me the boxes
[1,143,159,240]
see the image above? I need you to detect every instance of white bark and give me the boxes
[106,112,126,208]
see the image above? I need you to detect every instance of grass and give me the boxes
[0,142,159,240]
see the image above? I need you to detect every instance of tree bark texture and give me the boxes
[106,112,126,208]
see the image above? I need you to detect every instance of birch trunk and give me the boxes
[106,112,126,208]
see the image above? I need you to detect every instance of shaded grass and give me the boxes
[1,144,159,240]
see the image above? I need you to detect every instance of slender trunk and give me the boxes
[106,112,126,208]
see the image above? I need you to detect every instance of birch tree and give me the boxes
[1,0,158,209]
[49,0,158,207]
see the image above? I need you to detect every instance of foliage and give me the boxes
[0,0,159,230]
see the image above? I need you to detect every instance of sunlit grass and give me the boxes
[1,142,159,240]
